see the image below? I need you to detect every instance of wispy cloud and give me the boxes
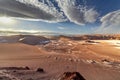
[0,0,99,25]
[96,10,120,34]
[56,0,99,25]
[0,0,66,23]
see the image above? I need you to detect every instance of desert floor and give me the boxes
[0,40,120,80]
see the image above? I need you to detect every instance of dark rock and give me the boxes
[36,68,44,73]
[85,40,95,43]
[25,66,30,70]
[27,78,34,80]
[59,72,86,80]
[101,59,112,65]
[0,67,30,70]
[0,76,11,80]
[101,59,110,62]
[13,70,17,72]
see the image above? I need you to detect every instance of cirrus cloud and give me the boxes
[0,0,66,22]
[96,10,120,34]
[0,0,99,25]
[56,0,99,25]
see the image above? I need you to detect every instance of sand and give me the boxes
[0,40,120,80]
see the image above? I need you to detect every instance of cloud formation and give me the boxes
[97,10,120,34]
[0,0,99,25]
[0,0,66,22]
[58,26,66,30]
[57,0,99,25]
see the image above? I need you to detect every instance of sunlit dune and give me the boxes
[100,40,120,49]
[0,35,120,80]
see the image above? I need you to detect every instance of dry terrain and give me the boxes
[0,35,120,80]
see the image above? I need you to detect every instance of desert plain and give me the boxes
[0,35,120,80]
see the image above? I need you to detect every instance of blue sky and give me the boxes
[0,0,120,35]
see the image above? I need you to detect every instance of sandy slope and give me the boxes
[87,40,120,61]
[0,41,120,80]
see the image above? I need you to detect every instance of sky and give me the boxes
[0,0,120,35]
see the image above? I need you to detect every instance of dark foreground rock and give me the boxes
[0,76,11,80]
[59,72,86,80]
[0,66,30,70]
[36,68,44,73]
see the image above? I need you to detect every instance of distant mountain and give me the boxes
[0,35,50,45]
[19,35,50,45]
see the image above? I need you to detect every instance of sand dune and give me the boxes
[0,35,120,80]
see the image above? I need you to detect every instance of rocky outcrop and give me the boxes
[19,35,50,45]
[36,68,44,73]
[59,72,86,80]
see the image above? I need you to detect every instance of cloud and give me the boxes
[0,0,98,25]
[0,0,66,22]
[56,0,99,25]
[58,26,66,30]
[84,8,99,23]
[96,10,120,34]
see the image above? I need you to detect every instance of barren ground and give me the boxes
[0,40,120,80]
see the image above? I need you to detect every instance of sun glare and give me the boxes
[0,17,15,24]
